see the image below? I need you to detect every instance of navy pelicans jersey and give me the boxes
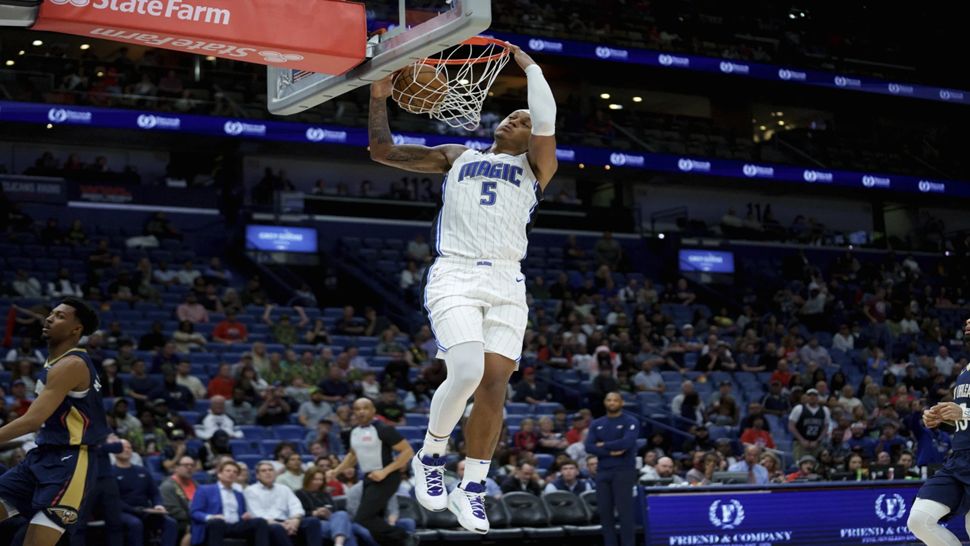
[432,149,542,261]
[35,348,109,447]
[951,366,970,451]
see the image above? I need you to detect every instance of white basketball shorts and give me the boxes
[423,256,528,365]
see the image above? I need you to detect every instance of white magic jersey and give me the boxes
[433,149,542,261]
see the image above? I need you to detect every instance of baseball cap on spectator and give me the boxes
[719,380,732,388]
[151,398,168,407]
[103,358,117,367]
[11,379,25,387]
[798,455,817,466]
[664,324,676,331]
[682,324,694,331]
[806,388,819,395]
[170,429,186,440]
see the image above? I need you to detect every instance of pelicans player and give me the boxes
[908,318,970,545]
[369,43,557,533]
[0,298,108,546]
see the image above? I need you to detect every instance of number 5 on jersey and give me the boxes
[480,181,497,206]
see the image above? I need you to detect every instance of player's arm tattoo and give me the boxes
[368,96,394,148]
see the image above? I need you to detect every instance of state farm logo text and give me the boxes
[48,0,231,25]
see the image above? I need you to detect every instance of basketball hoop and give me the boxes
[392,36,511,131]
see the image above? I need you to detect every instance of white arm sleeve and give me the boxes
[525,64,556,136]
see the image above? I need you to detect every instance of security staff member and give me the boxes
[585,392,639,546]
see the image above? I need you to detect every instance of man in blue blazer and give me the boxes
[190,460,269,546]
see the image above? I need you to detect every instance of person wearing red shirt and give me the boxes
[770,358,793,387]
[206,363,235,399]
[9,379,32,416]
[213,311,248,345]
[514,418,539,451]
[565,414,589,445]
[740,415,776,449]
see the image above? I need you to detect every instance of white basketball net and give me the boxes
[393,39,510,131]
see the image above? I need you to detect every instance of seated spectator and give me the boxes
[318,366,353,404]
[177,294,210,324]
[5,337,44,365]
[798,337,832,367]
[696,341,736,372]
[374,386,407,425]
[177,260,201,286]
[173,321,207,354]
[274,453,307,492]
[12,269,43,298]
[263,305,301,346]
[358,372,381,400]
[47,267,82,298]
[936,346,956,377]
[376,329,406,356]
[152,369,196,412]
[685,452,717,485]
[785,455,821,482]
[153,341,182,374]
[113,439,179,546]
[126,359,157,408]
[139,321,168,351]
[153,261,179,285]
[760,452,784,483]
[204,257,232,285]
[207,363,236,399]
[514,418,539,451]
[651,456,686,484]
[257,386,293,426]
[740,415,775,450]
[101,359,128,398]
[536,416,569,454]
[223,387,255,426]
[500,461,543,495]
[670,381,704,424]
[8,379,33,416]
[160,454,199,545]
[770,359,793,387]
[406,234,431,263]
[189,460,270,546]
[543,459,593,494]
[299,388,335,427]
[295,467,362,546]
[400,260,421,292]
[633,357,665,393]
[565,412,590,445]
[334,306,366,336]
[214,311,249,345]
[304,319,332,346]
[513,368,551,404]
[728,445,770,485]
[197,395,243,440]
[144,212,182,240]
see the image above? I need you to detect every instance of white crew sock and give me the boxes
[461,457,491,488]
[421,432,449,459]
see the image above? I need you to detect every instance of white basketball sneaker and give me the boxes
[411,450,448,512]
[448,481,489,534]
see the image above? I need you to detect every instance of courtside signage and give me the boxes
[2,100,969,198]
[645,483,969,545]
[34,0,366,75]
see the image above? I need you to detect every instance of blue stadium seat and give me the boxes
[396,427,425,441]
[506,403,530,414]
[239,426,270,440]
[274,425,308,442]
[180,411,201,425]
[230,440,261,456]
[534,453,554,470]
[237,454,263,470]
[405,414,429,427]
[534,402,564,414]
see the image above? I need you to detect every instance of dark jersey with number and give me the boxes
[951,366,970,452]
[795,405,826,441]
[35,348,109,447]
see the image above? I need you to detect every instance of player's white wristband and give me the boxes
[962,407,970,420]
[525,64,556,136]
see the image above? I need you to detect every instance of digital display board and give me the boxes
[679,249,735,274]
[245,225,317,253]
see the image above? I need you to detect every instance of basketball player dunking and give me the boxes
[0,298,109,546]
[908,318,970,545]
[369,43,557,533]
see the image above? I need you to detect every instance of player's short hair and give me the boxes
[60,297,99,336]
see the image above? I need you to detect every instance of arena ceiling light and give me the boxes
[599,92,610,99]
[80,44,90,50]
[5,60,14,66]
[632,96,643,103]
[31,39,42,46]
[608,103,623,110]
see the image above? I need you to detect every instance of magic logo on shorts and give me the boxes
[48,0,232,25]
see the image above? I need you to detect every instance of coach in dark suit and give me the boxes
[189,460,269,546]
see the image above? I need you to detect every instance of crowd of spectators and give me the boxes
[3,200,970,544]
